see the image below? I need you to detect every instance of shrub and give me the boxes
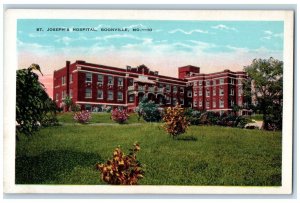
[96,143,144,185]
[111,108,129,124]
[137,97,162,122]
[199,112,220,125]
[235,116,251,128]
[73,110,91,124]
[71,103,81,112]
[16,64,58,138]
[163,104,189,138]
[184,108,202,125]
[105,106,112,113]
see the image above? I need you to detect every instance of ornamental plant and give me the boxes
[111,108,129,124]
[73,110,92,124]
[96,143,144,185]
[163,104,189,139]
[16,64,58,139]
[136,97,162,122]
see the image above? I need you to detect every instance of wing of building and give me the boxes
[53,60,251,115]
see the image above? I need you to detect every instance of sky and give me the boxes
[17,19,284,98]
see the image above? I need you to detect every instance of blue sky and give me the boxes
[17,19,284,77]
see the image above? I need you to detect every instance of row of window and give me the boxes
[193,100,227,108]
[192,87,243,97]
[192,78,243,86]
[136,85,184,93]
[56,89,73,101]
[61,74,73,85]
[85,73,124,86]
[84,88,124,101]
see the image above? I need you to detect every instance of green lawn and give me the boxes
[16,113,281,186]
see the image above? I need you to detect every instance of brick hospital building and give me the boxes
[53,60,249,114]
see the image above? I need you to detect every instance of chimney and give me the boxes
[66,61,70,95]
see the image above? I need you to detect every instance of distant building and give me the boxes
[53,60,250,114]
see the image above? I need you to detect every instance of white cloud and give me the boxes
[211,24,238,32]
[264,30,273,35]
[168,29,209,35]
[261,30,283,41]
[225,45,249,53]
[124,24,147,29]
[189,40,216,49]
[17,39,53,49]
[55,36,73,45]
[28,33,48,38]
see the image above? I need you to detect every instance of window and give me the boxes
[238,86,243,96]
[199,89,202,96]
[173,86,177,93]
[85,104,92,111]
[173,98,177,105]
[117,91,123,101]
[108,91,113,100]
[193,101,198,107]
[193,90,197,96]
[180,99,184,105]
[199,80,202,86]
[199,100,202,107]
[158,96,163,104]
[108,76,114,85]
[206,88,210,97]
[230,89,234,96]
[166,84,171,92]
[213,100,216,108]
[62,76,66,85]
[129,94,135,102]
[159,83,163,88]
[62,90,66,100]
[85,88,92,98]
[230,78,235,84]
[97,74,103,84]
[220,78,224,84]
[206,101,210,108]
[179,87,184,93]
[205,80,210,86]
[166,96,171,104]
[128,79,134,86]
[70,89,73,98]
[213,87,216,96]
[219,88,224,96]
[97,90,103,99]
[231,100,235,107]
[55,93,59,101]
[187,90,192,98]
[85,73,92,83]
[69,74,73,83]
[118,78,123,86]
[194,81,198,86]
[220,99,224,108]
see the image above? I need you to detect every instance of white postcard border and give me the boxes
[4,9,294,194]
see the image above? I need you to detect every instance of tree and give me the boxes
[16,64,58,139]
[135,96,162,122]
[163,104,189,139]
[244,57,283,130]
[62,95,73,112]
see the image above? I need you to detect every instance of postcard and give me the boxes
[4,9,294,194]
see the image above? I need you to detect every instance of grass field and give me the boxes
[16,113,282,186]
